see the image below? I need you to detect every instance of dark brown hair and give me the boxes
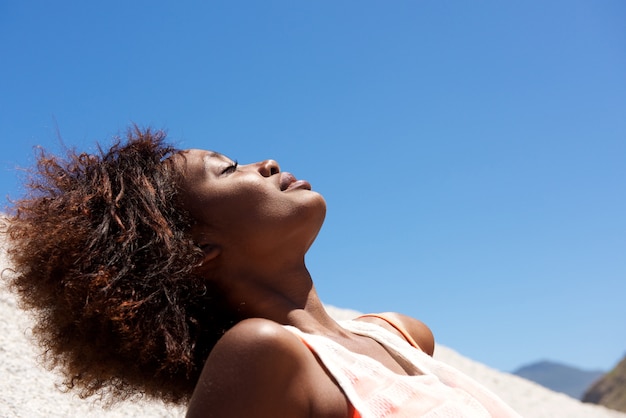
[4,127,236,404]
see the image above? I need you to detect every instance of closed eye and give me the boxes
[221,160,238,175]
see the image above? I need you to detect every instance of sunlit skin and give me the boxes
[175,149,434,418]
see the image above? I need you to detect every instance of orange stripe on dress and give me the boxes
[348,402,362,418]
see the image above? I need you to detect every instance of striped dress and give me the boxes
[285,319,521,418]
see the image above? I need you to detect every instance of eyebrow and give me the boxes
[204,151,233,163]
[202,152,233,175]
[207,151,227,159]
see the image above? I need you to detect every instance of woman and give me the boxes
[5,127,520,417]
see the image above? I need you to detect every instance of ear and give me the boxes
[199,244,222,265]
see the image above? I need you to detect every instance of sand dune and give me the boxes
[1,242,624,417]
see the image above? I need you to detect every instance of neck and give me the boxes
[218,262,346,335]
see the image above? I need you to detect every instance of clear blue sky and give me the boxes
[1,1,624,373]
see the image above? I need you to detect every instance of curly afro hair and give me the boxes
[4,127,237,404]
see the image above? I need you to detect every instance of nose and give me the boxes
[257,159,280,177]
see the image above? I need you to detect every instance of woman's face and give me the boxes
[173,149,326,260]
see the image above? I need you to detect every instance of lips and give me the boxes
[279,172,311,191]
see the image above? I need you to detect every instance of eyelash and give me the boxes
[221,160,238,175]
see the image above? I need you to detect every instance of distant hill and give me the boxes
[583,355,626,413]
[513,360,605,399]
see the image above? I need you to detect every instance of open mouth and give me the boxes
[280,172,311,191]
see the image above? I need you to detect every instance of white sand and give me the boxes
[1,244,624,417]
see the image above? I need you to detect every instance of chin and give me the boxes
[310,193,327,224]
[311,200,327,237]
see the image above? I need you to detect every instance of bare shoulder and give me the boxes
[356,312,435,356]
[186,318,310,418]
[209,317,302,353]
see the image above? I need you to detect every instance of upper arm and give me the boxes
[186,319,310,418]
[358,312,435,356]
[389,312,435,356]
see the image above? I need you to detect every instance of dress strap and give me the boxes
[356,313,422,351]
[289,331,362,418]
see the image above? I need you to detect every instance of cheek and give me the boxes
[208,186,278,226]
[195,178,321,234]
